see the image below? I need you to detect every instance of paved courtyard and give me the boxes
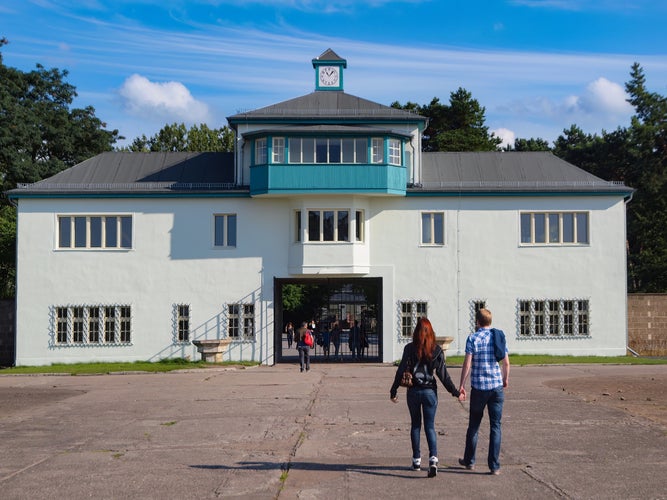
[0,363,665,499]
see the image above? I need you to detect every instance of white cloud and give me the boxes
[118,74,209,123]
[568,77,634,116]
[491,128,515,148]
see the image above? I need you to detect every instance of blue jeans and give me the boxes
[464,386,504,471]
[406,387,438,460]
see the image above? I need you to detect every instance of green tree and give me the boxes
[507,137,552,151]
[392,88,501,151]
[551,64,667,292]
[622,64,667,291]
[121,123,235,152]
[0,39,119,298]
[0,39,120,193]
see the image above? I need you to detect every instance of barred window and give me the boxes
[174,304,190,343]
[53,305,131,346]
[400,301,427,337]
[228,303,255,340]
[518,299,589,337]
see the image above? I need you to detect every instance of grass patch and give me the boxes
[0,359,259,375]
[444,354,667,366]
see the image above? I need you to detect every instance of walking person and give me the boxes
[285,321,294,349]
[349,320,361,360]
[390,317,463,477]
[331,322,342,361]
[458,307,510,475]
[296,322,314,372]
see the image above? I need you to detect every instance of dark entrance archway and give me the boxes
[274,277,382,363]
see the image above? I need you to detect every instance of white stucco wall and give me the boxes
[14,192,628,366]
[370,194,628,359]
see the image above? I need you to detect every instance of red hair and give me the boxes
[413,317,436,362]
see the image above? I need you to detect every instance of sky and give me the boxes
[2,0,667,148]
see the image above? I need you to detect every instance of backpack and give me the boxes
[304,330,314,348]
[490,328,507,362]
[411,348,439,386]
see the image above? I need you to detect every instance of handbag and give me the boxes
[399,358,414,387]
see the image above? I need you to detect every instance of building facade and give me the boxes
[9,50,633,366]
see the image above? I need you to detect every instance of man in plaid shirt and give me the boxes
[457,308,510,475]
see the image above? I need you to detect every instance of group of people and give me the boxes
[390,308,510,478]
[285,319,369,367]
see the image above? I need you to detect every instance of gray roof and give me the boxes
[8,151,632,198]
[417,152,633,194]
[227,91,425,124]
[9,152,238,195]
[312,48,346,66]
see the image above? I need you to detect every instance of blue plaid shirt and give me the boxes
[466,327,504,390]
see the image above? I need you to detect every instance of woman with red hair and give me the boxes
[390,317,462,477]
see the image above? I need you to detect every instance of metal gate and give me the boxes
[275,277,382,363]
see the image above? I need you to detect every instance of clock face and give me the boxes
[319,66,339,87]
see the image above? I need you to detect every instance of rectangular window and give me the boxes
[288,137,377,164]
[400,301,427,337]
[329,138,341,163]
[119,306,131,343]
[88,307,100,343]
[57,307,68,343]
[356,138,368,163]
[421,212,444,245]
[214,214,237,248]
[342,138,355,163]
[307,210,350,242]
[517,299,589,337]
[104,306,116,343]
[72,307,84,342]
[255,138,267,165]
[53,305,130,346]
[58,215,132,250]
[272,137,285,163]
[316,138,328,163]
[228,303,255,340]
[355,210,364,242]
[520,212,589,245]
[295,210,302,242]
[176,304,190,342]
[371,138,384,163]
[388,138,401,165]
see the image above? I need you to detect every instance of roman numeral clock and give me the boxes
[313,49,346,91]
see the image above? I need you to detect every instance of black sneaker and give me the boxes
[428,457,438,477]
[412,459,421,470]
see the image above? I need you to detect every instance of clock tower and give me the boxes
[313,48,346,91]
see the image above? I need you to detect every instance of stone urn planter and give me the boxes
[192,339,232,363]
[435,336,455,353]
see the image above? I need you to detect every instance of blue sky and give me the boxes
[2,0,666,148]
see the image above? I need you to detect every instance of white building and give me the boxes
[8,50,633,366]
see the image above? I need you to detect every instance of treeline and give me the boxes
[1,37,665,294]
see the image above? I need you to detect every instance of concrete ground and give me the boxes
[0,363,665,499]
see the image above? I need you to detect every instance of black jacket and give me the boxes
[390,342,460,399]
